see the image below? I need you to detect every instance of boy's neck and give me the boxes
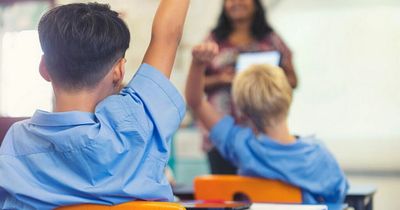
[53,85,113,113]
[264,120,296,144]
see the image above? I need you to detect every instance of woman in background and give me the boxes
[202,0,298,174]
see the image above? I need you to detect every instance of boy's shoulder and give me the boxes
[250,134,330,157]
[295,135,331,152]
[295,135,341,166]
[0,119,31,155]
[297,135,323,145]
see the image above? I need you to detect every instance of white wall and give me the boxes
[271,0,400,171]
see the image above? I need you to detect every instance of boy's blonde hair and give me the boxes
[232,64,292,131]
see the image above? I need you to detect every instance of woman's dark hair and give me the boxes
[38,3,130,90]
[212,0,273,42]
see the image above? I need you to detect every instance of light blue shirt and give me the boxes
[210,116,349,204]
[0,64,185,210]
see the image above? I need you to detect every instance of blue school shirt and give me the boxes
[0,64,185,210]
[209,116,349,204]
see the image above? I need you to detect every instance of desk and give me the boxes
[173,184,195,200]
[249,203,327,210]
[345,185,376,210]
[173,184,376,210]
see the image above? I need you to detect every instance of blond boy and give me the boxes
[186,43,348,204]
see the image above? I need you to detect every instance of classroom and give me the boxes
[0,0,399,210]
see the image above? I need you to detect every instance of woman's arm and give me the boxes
[281,54,298,89]
[204,70,235,91]
[142,0,190,78]
[271,33,298,88]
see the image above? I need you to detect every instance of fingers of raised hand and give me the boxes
[192,42,219,64]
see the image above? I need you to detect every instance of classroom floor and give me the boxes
[347,175,400,210]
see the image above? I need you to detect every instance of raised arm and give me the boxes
[142,0,190,78]
[185,43,222,131]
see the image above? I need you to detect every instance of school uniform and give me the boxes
[0,64,185,210]
[209,116,349,204]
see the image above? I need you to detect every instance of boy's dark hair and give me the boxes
[38,3,130,90]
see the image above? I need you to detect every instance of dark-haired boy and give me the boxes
[0,1,189,209]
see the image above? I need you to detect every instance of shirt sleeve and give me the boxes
[125,63,186,140]
[314,147,349,203]
[0,188,6,209]
[209,115,253,165]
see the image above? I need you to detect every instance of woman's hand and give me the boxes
[204,66,235,89]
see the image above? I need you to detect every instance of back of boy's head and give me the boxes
[232,64,293,131]
[38,3,130,90]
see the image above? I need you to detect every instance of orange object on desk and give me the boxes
[194,175,302,204]
[56,201,186,210]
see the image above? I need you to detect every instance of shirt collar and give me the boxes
[258,134,301,149]
[31,110,96,127]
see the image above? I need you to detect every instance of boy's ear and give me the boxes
[39,55,51,82]
[112,58,126,88]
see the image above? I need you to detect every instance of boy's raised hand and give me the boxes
[143,0,190,78]
[186,42,223,131]
[192,42,219,67]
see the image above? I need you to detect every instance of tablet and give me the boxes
[236,51,281,72]
[181,200,251,210]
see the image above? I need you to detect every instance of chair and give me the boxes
[0,117,28,145]
[56,201,186,210]
[194,175,302,204]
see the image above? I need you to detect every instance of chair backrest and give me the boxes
[194,175,302,204]
[56,201,186,210]
[0,117,28,145]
